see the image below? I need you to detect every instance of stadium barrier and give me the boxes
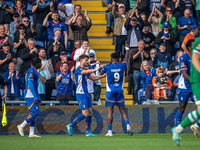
[0,104,196,135]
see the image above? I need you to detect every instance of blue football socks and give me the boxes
[70,114,86,127]
[175,111,183,126]
[86,116,92,134]
[108,125,112,131]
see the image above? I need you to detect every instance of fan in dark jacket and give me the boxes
[155,21,176,57]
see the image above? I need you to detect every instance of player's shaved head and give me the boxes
[111,53,119,62]
[31,57,41,69]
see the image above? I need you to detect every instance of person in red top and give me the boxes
[71,40,81,66]
[152,68,173,100]
[181,25,199,53]
[55,51,73,73]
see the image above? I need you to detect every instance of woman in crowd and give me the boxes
[160,7,176,34]
[141,60,157,102]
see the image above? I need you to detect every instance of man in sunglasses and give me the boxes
[21,17,35,37]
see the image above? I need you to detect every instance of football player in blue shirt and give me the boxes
[66,54,105,136]
[101,53,133,136]
[17,57,42,137]
[174,40,195,128]
[43,11,68,48]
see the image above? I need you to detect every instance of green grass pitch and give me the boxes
[0,134,199,150]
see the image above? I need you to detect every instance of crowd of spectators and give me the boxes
[0,0,200,107]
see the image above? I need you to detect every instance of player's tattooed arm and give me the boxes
[181,69,190,81]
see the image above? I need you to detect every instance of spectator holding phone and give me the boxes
[155,21,176,57]
[177,9,197,50]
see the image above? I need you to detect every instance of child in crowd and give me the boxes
[155,67,168,100]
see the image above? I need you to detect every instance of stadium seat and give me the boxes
[35,41,44,48]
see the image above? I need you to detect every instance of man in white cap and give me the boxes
[112,1,137,61]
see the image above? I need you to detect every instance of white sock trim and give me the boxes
[192,110,198,120]
[188,113,195,122]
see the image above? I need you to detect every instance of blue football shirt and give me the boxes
[101,62,127,92]
[48,20,66,41]
[178,52,192,91]
[56,71,72,95]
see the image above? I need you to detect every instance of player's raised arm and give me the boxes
[81,65,104,75]
[88,73,106,81]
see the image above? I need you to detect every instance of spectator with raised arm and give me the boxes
[68,5,88,43]
[70,9,92,41]
[148,3,163,37]
[56,63,75,105]
[160,7,176,34]
[43,11,68,48]
[3,62,23,106]
[32,0,54,41]
[112,1,137,61]
[167,0,186,21]
[0,0,14,24]
[155,21,176,57]
[38,48,54,101]
[177,9,197,50]
[105,0,130,34]
[21,17,35,37]
[14,24,30,75]
[0,43,18,76]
